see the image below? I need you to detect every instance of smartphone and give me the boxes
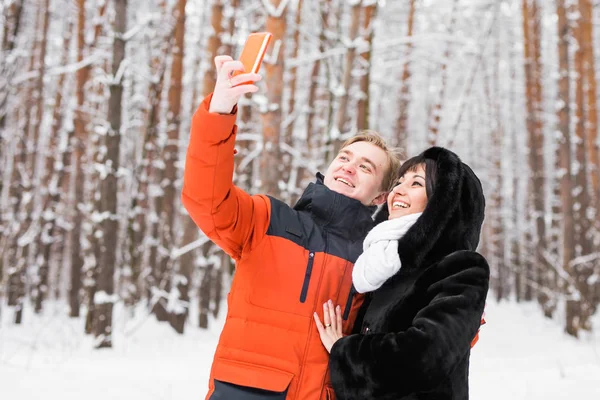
[232,32,273,81]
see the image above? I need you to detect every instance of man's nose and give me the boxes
[342,164,356,174]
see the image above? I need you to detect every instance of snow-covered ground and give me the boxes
[469,300,600,399]
[1,299,599,399]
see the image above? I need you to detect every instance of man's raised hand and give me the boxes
[208,55,262,114]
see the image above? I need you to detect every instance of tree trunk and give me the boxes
[579,0,599,223]
[572,2,593,258]
[7,1,49,324]
[260,0,287,197]
[93,0,127,348]
[555,0,578,336]
[0,1,24,234]
[172,216,196,334]
[50,126,75,303]
[284,0,303,147]
[356,2,377,131]
[332,0,362,153]
[567,0,594,336]
[299,0,330,200]
[198,243,214,329]
[394,0,416,149]
[142,0,169,311]
[70,0,89,319]
[213,254,228,317]
[179,0,227,330]
[521,0,534,302]
[427,0,459,146]
[509,26,523,302]
[128,31,169,307]
[146,1,180,323]
[35,15,73,313]
[486,34,506,303]
[29,0,51,314]
[84,3,110,331]
[522,0,546,303]
[124,23,170,308]
[162,0,188,332]
[4,12,31,318]
[532,0,551,315]
[70,0,107,319]
[280,0,303,203]
[203,0,224,98]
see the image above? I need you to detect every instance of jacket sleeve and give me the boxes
[181,93,270,261]
[329,251,489,400]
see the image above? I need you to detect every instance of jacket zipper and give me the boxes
[342,284,356,320]
[299,251,315,303]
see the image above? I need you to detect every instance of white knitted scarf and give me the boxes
[352,212,422,293]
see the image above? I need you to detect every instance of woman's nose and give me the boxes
[393,184,405,195]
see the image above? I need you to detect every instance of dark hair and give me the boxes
[395,155,437,199]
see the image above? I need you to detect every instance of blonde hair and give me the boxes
[340,130,403,192]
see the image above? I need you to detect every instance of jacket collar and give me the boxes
[294,173,375,241]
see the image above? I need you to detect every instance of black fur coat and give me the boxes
[329,147,490,400]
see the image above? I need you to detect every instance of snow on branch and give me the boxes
[170,236,211,259]
[569,252,600,268]
[280,142,319,174]
[260,0,292,18]
[287,46,348,68]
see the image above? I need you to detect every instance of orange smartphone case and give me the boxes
[232,32,272,81]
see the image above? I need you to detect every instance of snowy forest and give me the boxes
[0,0,599,351]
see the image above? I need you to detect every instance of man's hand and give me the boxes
[314,300,344,353]
[208,55,262,114]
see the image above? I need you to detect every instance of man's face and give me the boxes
[323,141,389,206]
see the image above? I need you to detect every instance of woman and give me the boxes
[314,146,489,400]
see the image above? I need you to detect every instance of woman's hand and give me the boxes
[208,55,262,114]
[313,300,344,353]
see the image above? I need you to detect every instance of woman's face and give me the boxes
[387,164,428,219]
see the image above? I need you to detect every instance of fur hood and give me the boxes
[374,146,485,269]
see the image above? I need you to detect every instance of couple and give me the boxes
[182,56,489,400]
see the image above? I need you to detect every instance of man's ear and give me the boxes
[371,192,388,206]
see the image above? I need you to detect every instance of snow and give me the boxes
[1,299,599,399]
[93,291,119,305]
[0,302,223,400]
[470,300,600,399]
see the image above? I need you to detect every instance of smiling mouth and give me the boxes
[392,200,409,209]
[335,177,355,188]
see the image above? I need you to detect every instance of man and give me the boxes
[182,56,401,400]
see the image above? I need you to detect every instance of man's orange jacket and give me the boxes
[182,95,376,400]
